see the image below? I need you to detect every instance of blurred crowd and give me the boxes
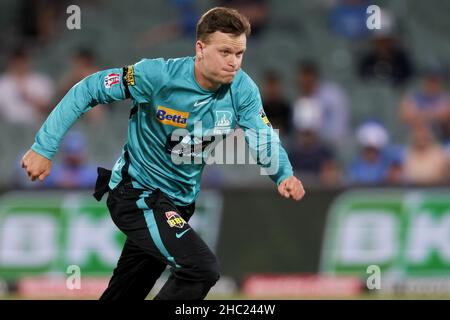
[270,58,450,188]
[1,0,449,189]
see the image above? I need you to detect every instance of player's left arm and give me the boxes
[236,76,305,201]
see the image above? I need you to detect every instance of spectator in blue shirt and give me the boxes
[347,121,394,185]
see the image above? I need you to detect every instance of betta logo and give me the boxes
[156,106,189,128]
[165,211,186,228]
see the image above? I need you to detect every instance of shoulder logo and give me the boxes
[156,106,189,128]
[124,65,135,86]
[259,108,271,127]
[104,73,120,89]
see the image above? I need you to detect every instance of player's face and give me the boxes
[196,31,246,85]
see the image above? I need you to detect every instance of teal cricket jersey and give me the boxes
[32,56,293,205]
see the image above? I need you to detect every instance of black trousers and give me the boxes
[94,168,220,300]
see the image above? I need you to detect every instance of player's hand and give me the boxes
[278,176,305,201]
[21,149,52,182]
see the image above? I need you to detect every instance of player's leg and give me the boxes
[103,184,219,300]
[140,189,220,300]
[99,183,169,300]
[101,193,208,300]
[99,237,166,300]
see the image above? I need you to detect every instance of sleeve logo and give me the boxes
[104,73,120,89]
[124,65,135,86]
[259,108,272,127]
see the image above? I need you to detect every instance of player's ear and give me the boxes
[196,40,204,59]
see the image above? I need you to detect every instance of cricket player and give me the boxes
[21,7,305,300]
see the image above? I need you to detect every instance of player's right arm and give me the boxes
[21,59,160,181]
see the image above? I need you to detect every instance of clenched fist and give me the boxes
[21,149,52,182]
[278,176,305,201]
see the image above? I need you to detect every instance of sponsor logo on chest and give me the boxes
[213,110,233,134]
[156,106,189,128]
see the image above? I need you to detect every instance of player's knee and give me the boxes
[179,256,220,284]
[200,262,220,285]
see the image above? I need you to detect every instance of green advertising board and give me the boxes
[321,189,450,278]
[0,190,223,279]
